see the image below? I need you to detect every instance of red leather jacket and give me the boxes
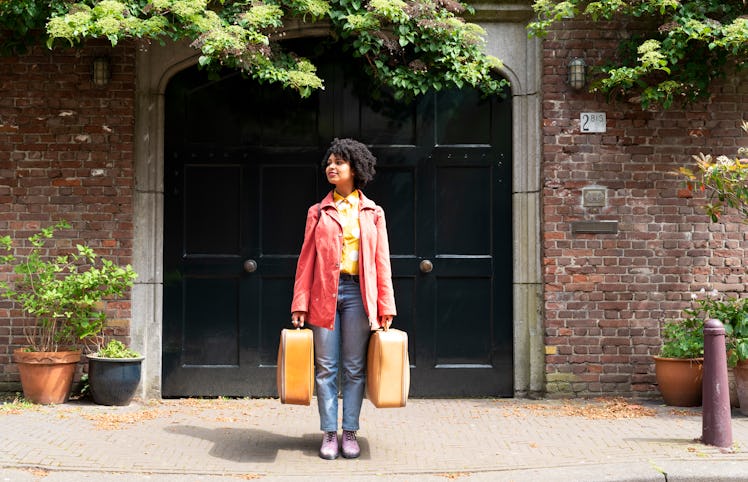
[291,190,397,330]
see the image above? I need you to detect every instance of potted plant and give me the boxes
[654,310,704,407]
[678,120,748,412]
[659,289,748,406]
[0,221,137,404]
[690,290,748,406]
[87,339,144,406]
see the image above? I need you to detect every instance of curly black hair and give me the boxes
[321,138,376,189]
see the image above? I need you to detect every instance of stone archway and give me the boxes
[131,13,544,398]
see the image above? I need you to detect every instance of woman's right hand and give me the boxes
[291,311,307,328]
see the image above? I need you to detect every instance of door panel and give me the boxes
[163,57,513,397]
[435,89,492,145]
[435,277,491,366]
[183,277,239,366]
[184,165,242,254]
[260,165,318,255]
[435,165,492,254]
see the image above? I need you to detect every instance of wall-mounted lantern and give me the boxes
[567,57,587,90]
[92,57,110,87]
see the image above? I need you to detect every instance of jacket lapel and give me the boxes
[358,191,377,259]
[358,191,377,213]
[320,191,341,227]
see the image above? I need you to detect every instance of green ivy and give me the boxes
[529,0,748,109]
[0,0,508,100]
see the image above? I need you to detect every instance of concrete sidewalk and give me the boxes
[1,397,748,481]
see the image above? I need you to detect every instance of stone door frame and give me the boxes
[131,13,544,398]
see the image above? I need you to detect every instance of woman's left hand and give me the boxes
[379,315,393,331]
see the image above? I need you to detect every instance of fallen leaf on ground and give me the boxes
[84,409,161,430]
[670,408,700,417]
[436,473,471,479]
[22,467,49,477]
[506,398,656,419]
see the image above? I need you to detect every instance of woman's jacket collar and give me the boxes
[319,190,377,211]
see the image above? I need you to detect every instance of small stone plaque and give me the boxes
[580,112,606,133]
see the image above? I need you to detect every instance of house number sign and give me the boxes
[580,112,606,133]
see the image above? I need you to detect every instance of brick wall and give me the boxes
[542,20,748,397]
[0,41,136,391]
[2,21,747,399]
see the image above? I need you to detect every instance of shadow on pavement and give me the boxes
[164,425,371,463]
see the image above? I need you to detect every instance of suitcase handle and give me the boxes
[291,311,305,328]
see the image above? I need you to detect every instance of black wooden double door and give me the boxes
[163,62,513,397]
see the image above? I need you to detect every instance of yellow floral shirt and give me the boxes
[333,190,361,275]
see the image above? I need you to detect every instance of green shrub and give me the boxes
[0,221,137,352]
[94,339,141,359]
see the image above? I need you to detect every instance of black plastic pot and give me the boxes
[87,355,144,406]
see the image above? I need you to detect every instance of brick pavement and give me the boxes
[1,398,748,481]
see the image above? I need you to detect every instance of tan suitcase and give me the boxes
[277,328,314,405]
[366,328,410,408]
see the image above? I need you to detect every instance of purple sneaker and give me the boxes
[319,431,339,460]
[341,430,360,459]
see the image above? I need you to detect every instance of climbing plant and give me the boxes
[0,0,507,100]
[529,0,748,109]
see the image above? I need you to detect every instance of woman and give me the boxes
[291,138,397,460]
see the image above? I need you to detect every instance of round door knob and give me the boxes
[419,259,433,273]
[243,259,258,273]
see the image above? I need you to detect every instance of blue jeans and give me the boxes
[310,277,370,432]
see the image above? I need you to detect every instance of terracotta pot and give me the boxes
[653,356,704,407]
[13,349,81,405]
[734,360,748,416]
[728,368,740,408]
